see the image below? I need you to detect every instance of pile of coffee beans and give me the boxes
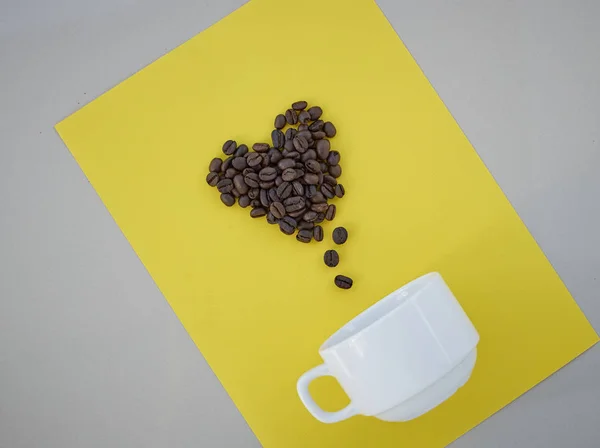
[206,101,345,244]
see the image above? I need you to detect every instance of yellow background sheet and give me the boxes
[56,0,598,446]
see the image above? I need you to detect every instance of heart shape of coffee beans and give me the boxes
[205,101,345,244]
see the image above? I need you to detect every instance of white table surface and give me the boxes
[1,0,599,446]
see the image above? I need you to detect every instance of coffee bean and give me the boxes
[316,140,330,160]
[206,172,219,186]
[320,162,328,173]
[276,181,292,199]
[287,151,301,160]
[220,193,235,206]
[323,175,337,186]
[271,129,285,149]
[313,225,324,242]
[298,124,308,131]
[222,140,236,156]
[248,188,259,200]
[321,183,335,199]
[304,173,320,185]
[293,136,309,152]
[217,178,234,194]
[279,218,295,235]
[238,195,250,208]
[246,152,262,168]
[209,158,222,172]
[224,168,238,179]
[327,151,340,165]
[253,143,270,153]
[325,204,336,221]
[307,106,322,120]
[282,168,298,182]
[234,144,248,157]
[332,226,348,244]
[335,184,345,198]
[283,140,294,151]
[285,128,297,141]
[259,181,275,191]
[274,114,286,129]
[232,157,247,171]
[295,162,305,169]
[305,159,321,173]
[298,220,314,230]
[285,109,298,125]
[296,229,312,243]
[250,207,267,218]
[310,202,328,213]
[334,275,353,289]
[231,188,241,198]
[303,211,318,222]
[296,130,312,140]
[266,212,277,224]
[305,184,317,199]
[233,174,249,195]
[301,149,317,162]
[278,158,295,171]
[329,164,342,178]
[308,120,324,132]
[284,196,305,212]
[270,202,286,219]
[292,100,308,110]
[221,156,234,172]
[275,176,283,186]
[292,181,304,196]
[289,208,305,219]
[316,212,326,223]
[260,189,270,207]
[268,188,280,203]
[324,250,339,267]
[298,110,311,124]
[311,192,326,203]
[312,131,326,140]
[268,148,283,165]
[324,122,337,138]
[250,199,261,208]
[244,172,259,188]
[259,167,277,182]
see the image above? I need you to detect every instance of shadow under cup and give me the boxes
[297,272,479,423]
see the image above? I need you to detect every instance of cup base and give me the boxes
[375,348,477,422]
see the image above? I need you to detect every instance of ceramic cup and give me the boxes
[297,272,479,424]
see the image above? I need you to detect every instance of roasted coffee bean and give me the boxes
[260,189,270,207]
[209,158,222,173]
[289,208,306,218]
[307,106,322,120]
[303,211,318,222]
[298,110,311,124]
[275,176,284,187]
[287,151,301,160]
[324,121,337,138]
[324,250,339,267]
[220,193,235,206]
[329,164,342,178]
[282,168,298,182]
[271,129,285,149]
[298,220,314,231]
[252,143,270,153]
[305,159,321,173]
[313,225,324,242]
[266,212,277,224]
[250,199,261,207]
[308,120,324,132]
[246,152,262,168]
[238,195,251,208]
[312,131,326,140]
[296,130,312,140]
[305,184,318,198]
[222,140,236,156]
[325,204,336,221]
[311,202,329,213]
[276,181,293,200]
[217,178,234,194]
[292,100,308,110]
[323,175,337,186]
[311,192,326,203]
[316,141,330,160]
[232,157,247,171]
[284,196,305,212]
[317,172,324,185]
[327,151,340,165]
[248,188,259,200]
[335,275,353,289]
[270,201,286,219]
[285,109,298,125]
[259,180,275,190]
[293,136,309,152]
[231,188,241,198]
[278,158,295,171]
[320,162,329,173]
[259,167,277,182]
[261,154,271,167]
[335,184,345,198]
[304,173,320,185]
[206,172,219,186]
[321,183,335,199]
[274,114,286,129]
[268,148,283,164]
[233,175,249,195]
[292,181,304,196]
[250,207,267,218]
[285,127,297,141]
[315,213,326,223]
[283,140,294,151]
[268,188,280,203]
[333,227,348,244]
[224,168,238,179]
[234,144,249,157]
[242,167,255,176]
[244,172,259,188]
[295,162,305,169]
[296,229,313,243]
[301,149,317,162]
[221,156,234,172]
[298,124,308,131]
[279,216,296,235]
[307,137,316,149]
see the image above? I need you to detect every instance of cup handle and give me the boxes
[296,364,358,424]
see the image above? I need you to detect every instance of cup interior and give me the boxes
[320,272,439,351]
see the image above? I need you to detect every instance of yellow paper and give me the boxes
[56,0,598,446]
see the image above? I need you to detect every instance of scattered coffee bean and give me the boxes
[253,143,270,153]
[329,164,342,178]
[321,183,335,199]
[307,106,322,120]
[206,172,219,186]
[334,275,353,289]
[274,114,286,129]
[324,250,339,267]
[312,131,326,140]
[292,100,308,110]
[222,140,236,156]
[234,144,249,157]
[250,207,267,218]
[335,184,345,198]
[296,229,313,243]
[209,158,222,173]
[217,178,234,194]
[308,120,324,132]
[220,193,235,207]
[324,122,337,138]
[325,204,336,221]
[327,151,340,166]
[313,225,324,242]
[332,226,348,244]
[238,195,250,208]
[298,110,310,124]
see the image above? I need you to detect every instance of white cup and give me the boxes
[297,272,479,424]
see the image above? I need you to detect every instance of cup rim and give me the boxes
[319,272,441,353]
